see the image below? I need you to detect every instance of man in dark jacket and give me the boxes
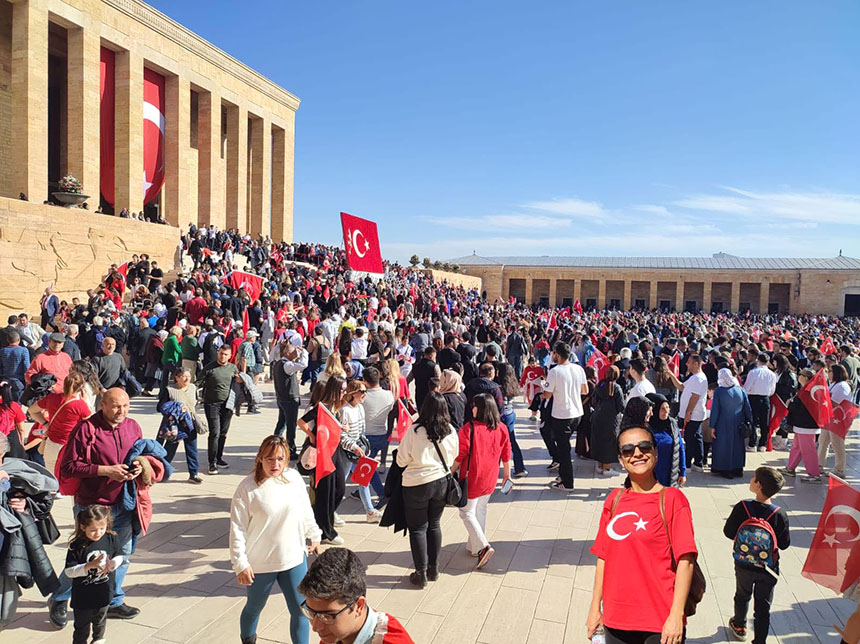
[273,340,308,458]
[463,362,505,421]
[456,331,479,382]
[408,346,440,411]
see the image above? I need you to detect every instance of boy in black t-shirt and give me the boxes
[723,466,791,643]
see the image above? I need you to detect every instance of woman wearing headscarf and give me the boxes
[438,369,466,429]
[645,393,686,488]
[590,366,624,475]
[709,367,752,478]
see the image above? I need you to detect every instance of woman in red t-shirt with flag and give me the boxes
[587,425,697,644]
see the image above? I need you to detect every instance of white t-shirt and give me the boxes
[545,362,586,420]
[679,371,709,421]
[626,379,656,405]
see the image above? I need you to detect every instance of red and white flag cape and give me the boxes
[315,404,342,485]
[225,271,264,303]
[796,369,833,428]
[341,212,384,274]
[802,476,860,593]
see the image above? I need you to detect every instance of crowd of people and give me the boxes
[0,220,859,644]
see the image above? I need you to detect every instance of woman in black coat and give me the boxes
[590,366,624,475]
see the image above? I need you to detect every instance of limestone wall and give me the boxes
[420,268,483,292]
[0,197,180,319]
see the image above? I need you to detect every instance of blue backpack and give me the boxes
[732,502,780,576]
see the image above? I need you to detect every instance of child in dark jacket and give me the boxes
[723,466,791,644]
[65,505,123,644]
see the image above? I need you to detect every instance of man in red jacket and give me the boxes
[48,388,143,629]
[299,548,414,644]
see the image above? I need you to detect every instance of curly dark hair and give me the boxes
[298,547,366,604]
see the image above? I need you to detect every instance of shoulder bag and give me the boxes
[658,488,706,617]
[430,422,472,509]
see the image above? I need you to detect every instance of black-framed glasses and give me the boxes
[300,600,354,624]
[619,440,655,458]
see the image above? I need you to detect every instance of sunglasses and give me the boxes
[619,440,655,458]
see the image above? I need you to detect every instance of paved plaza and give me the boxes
[3,382,857,644]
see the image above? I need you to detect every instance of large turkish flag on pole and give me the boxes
[802,476,860,593]
[341,212,384,274]
[796,369,833,427]
[225,271,264,303]
[315,404,342,485]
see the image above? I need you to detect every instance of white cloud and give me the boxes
[676,187,860,224]
[521,197,606,218]
[422,213,571,231]
[633,205,670,215]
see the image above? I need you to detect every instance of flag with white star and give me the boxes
[802,476,860,593]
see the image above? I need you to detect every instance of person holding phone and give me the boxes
[453,393,512,570]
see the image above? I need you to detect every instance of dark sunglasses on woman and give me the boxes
[619,440,655,458]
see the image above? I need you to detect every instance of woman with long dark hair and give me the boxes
[454,393,512,569]
[591,366,624,475]
[587,425,697,644]
[498,363,527,477]
[396,392,458,587]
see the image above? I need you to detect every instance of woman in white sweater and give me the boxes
[230,435,322,644]
[396,392,458,588]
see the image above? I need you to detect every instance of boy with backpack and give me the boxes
[723,466,791,642]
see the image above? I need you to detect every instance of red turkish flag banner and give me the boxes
[341,212,384,274]
[824,400,860,440]
[117,262,129,280]
[143,68,166,205]
[315,404,342,485]
[768,394,789,433]
[547,312,558,331]
[242,308,250,336]
[350,456,379,486]
[796,369,833,427]
[100,47,116,205]
[667,352,680,378]
[587,348,610,381]
[574,299,583,315]
[389,399,413,443]
[821,337,837,356]
[802,476,860,593]
[225,271,264,303]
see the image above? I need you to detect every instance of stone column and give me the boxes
[114,50,143,214]
[66,22,99,208]
[163,75,190,227]
[225,104,247,231]
[249,117,271,237]
[573,278,581,306]
[622,280,632,310]
[730,281,740,313]
[702,281,712,313]
[10,0,49,203]
[759,281,769,314]
[649,280,658,309]
[525,277,533,305]
[270,113,295,243]
[598,280,606,310]
[675,280,684,311]
[549,279,558,307]
[198,89,224,228]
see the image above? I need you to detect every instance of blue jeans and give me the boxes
[160,436,199,477]
[240,558,309,642]
[53,504,136,607]
[502,412,525,474]
[346,460,384,512]
[367,433,389,471]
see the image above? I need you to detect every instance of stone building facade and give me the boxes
[450,254,860,317]
[0,0,297,241]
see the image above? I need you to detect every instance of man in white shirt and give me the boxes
[742,354,777,451]
[351,327,369,360]
[626,359,655,404]
[542,342,587,491]
[673,354,709,472]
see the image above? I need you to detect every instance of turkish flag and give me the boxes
[587,348,610,381]
[341,212,384,274]
[821,337,837,356]
[547,312,558,331]
[389,399,413,443]
[768,394,788,433]
[667,352,680,378]
[824,400,860,440]
[100,47,116,205]
[802,476,860,593]
[315,404,342,485]
[574,299,583,315]
[117,261,129,280]
[350,456,379,486]
[225,271,264,303]
[143,68,166,204]
[242,308,250,336]
[796,369,833,427]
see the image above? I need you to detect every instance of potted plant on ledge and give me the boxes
[53,174,89,207]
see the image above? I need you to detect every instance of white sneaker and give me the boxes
[366,509,382,523]
[322,536,345,545]
[757,446,766,453]
[333,513,345,527]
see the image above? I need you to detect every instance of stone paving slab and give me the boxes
[3,382,858,644]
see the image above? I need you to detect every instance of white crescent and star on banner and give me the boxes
[348,229,371,258]
[143,99,165,198]
[822,504,860,547]
[810,385,829,406]
[357,462,373,479]
[606,512,648,541]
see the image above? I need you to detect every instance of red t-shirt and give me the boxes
[40,393,93,444]
[0,402,25,436]
[590,487,697,633]
[457,421,512,498]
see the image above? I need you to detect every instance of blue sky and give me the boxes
[150,1,860,262]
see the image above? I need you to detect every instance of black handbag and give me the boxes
[431,422,473,509]
[740,421,753,439]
